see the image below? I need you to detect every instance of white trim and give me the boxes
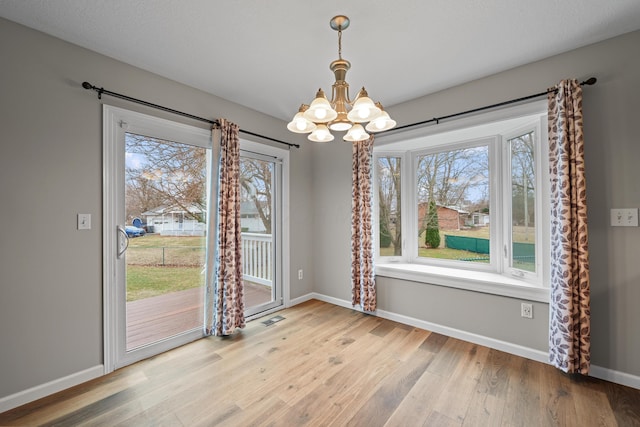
[288,292,315,307]
[373,101,551,299]
[305,293,640,389]
[102,106,118,374]
[590,365,640,390]
[240,140,291,313]
[0,365,103,413]
[376,263,549,302]
[377,306,549,363]
[501,121,546,284]
[377,100,548,147]
[103,105,211,371]
[308,292,547,362]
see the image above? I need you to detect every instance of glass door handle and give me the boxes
[117,225,129,259]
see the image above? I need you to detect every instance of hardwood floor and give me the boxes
[1,300,639,426]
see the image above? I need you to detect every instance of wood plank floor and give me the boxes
[127,282,272,349]
[2,300,639,426]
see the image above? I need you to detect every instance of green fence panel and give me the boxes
[513,242,535,258]
[445,235,535,262]
[512,242,535,264]
[444,235,490,254]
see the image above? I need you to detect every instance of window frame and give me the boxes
[374,152,408,262]
[373,101,550,302]
[502,122,544,283]
[409,136,498,273]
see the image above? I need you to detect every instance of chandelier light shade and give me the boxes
[287,105,317,133]
[365,103,397,132]
[308,124,335,142]
[287,15,396,143]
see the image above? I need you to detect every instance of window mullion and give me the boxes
[406,151,416,262]
[499,135,509,275]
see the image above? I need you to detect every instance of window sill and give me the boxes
[376,263,549,303]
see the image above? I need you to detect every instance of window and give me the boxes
[374,102,549,301]
[415,142,490,265]
[377,156,402,258]
[505,129,538,278]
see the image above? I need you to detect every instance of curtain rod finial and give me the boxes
[583,77,597,86]
[82,81,93,90]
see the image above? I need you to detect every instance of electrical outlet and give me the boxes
[298,269,303,280]
[521,303,533,319]
[610,208,639,227]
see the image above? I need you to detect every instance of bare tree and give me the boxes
[417,147,489,207]
[377,157,402,255]
[239,158,273,234]
[417,146,489,233]
[125,134,207,221]
[510,132,536,232]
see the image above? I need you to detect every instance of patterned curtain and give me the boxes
[548,79,590,374]
[205,118,245,336]
[351,136,376,312]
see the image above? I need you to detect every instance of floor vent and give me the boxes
[262,315,285,326]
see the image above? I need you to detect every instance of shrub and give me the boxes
[380,221,392,248]
[425,199,441,248]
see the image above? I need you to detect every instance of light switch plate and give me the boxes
[78,213,91,230]
[610,208,638,227]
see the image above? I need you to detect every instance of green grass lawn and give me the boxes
[126,265,203,301]
[127,233,205,266]
[129,234,204,248]
[126,234,205,301]
[381,225,534,265]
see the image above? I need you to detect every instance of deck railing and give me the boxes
[241,232,273,288]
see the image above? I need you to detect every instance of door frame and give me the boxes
[103,105,211,373]
[240,140,290,320]
[103,106,291,373]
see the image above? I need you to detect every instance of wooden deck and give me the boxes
[126,282,272,349]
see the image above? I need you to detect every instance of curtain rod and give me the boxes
[389,77,597,133]
[81,82,300,149]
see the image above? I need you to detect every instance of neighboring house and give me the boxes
[143,205,206,236]
[417,202,469,231]
[470,212,490,227]
[240,201,267,233]
[143,202,266,235]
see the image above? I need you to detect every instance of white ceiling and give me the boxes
[2,1,640,122]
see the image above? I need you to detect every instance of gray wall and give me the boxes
[311,29,640,377]
[2,15,639,404]
[0,17,313,400]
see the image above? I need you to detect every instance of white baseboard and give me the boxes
[305,292,640,390]
[590,364,640,390]
[288,292,316,307]
[0,365,104,413]
[307,292,548,362]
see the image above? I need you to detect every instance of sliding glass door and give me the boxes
[124,133,208,351]
[104,106,211,370]
[104,107,289,371]
[240,149,283,316]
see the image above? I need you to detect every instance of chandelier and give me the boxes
[287,15,396,142]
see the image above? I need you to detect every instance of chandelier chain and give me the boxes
[338,29,342,59]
